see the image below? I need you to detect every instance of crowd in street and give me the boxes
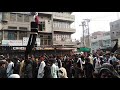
[0,51,120,78]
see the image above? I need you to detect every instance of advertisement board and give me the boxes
[23,37,40,46]
[2,40,22,46]
[77,47,91,52]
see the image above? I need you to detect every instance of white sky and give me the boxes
[71,12,120,41]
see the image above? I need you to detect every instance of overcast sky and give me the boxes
[71,12,120,41]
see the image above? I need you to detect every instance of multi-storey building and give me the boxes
[90,31,111,52]
[0,12,76,56]
[110,19,120,47]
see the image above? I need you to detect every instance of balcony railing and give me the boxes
[53,40,75,46]
[38,12,52,15]
[53,27,76,33]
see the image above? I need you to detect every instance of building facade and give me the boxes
[110,19,120,47]
[0,12,76,56]
[90,31,111,52]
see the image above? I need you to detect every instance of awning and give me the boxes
[56,48,75,50]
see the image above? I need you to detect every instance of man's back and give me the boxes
[7,61,14,77]
[24,62,33,78]
[37,61,46,78]
[51,64,58,78]
[84,63,94,78]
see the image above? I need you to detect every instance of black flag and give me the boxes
[111,41,118,53]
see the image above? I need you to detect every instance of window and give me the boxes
[48,40,51,45]
[10,13,16,21]
[53,23,55,27]
[0,32,3,41]
[4,31,8,40]
[39,21,45,31]
[116,31,120,36]
[8,31,17,40]
[40,34,52,46]
[8,26,17,29]
[19,32,27,40]
[63,22,65,28]
[115,24,119,28]
[24,14,29,22]
[112,25,114,27]
[19,27,27,30]
[41,39,43,45]
[57,22,59,27]
[48,35,52,39]
[40,35,43,38]
[68,23,70,28]
[17,14,23,22]
[43,35,48,39]
[44,39,47,45]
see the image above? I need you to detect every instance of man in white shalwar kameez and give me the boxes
[50,59,58,78]
[37,58,46,78]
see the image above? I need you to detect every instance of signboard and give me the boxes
[77,47,91,52]
[13,47,25,50]
[118,38,120,47]
[2,40,22,46]
[23,37,40,46]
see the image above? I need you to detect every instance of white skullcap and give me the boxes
[8,74,20,78]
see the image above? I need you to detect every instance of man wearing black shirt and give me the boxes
[83,58,94,78]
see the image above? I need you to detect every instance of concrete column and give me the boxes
[17,31,19,40]
[3,30,4,40]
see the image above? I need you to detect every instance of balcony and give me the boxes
[2,22,30,31]
[38,12,52,15]
[53,14,75,22]
[53,27,76,33]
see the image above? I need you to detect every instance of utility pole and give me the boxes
[81,21,85,47]
[83,19,90,48]
[80,22,85,47]
[80,19,90,48]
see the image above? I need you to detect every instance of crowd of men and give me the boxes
[0,51,120,78]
